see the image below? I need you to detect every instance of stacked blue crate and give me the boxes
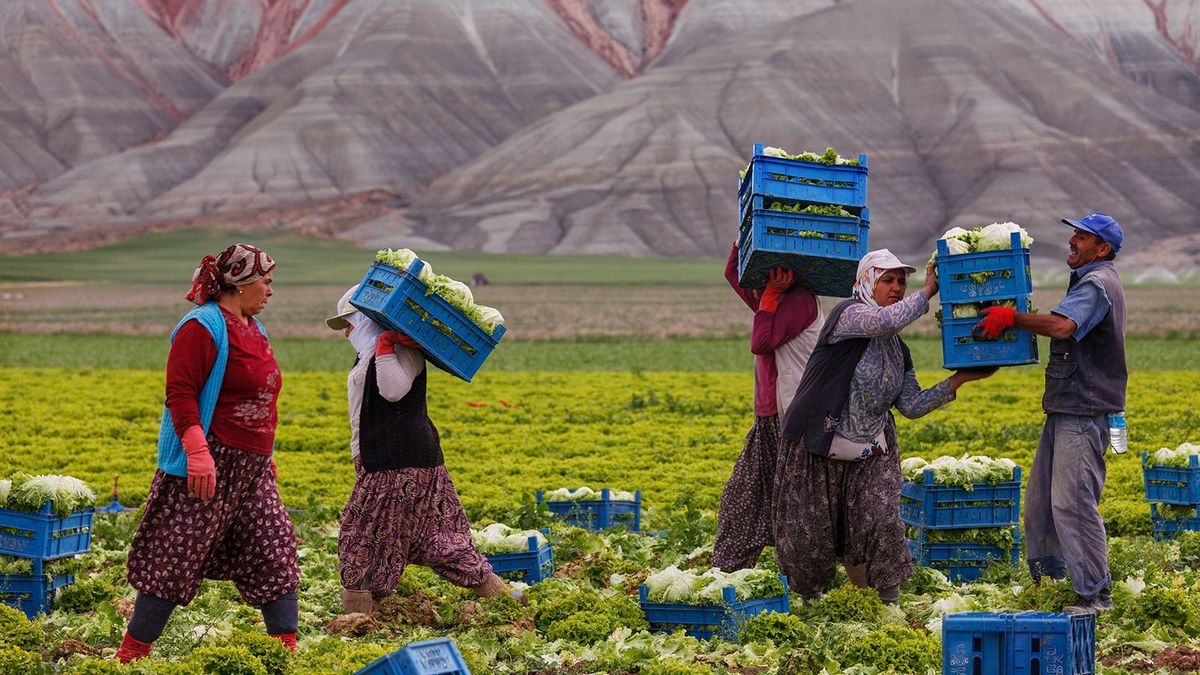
[0,501,94,618]
[639,575,790,641]
[936,232,1038,369]
[736,144,869,297]
[942,612,1095,675]
[1142,452,1200,539]
[903,467,1022,583]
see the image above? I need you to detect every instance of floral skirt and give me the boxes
[772,416,911,597]
[126,439,299,606]
[713,415,780,571]
[338,463,492,593]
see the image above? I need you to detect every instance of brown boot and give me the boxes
[340,588,374,615]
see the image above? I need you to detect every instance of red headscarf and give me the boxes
[186,243,276,305]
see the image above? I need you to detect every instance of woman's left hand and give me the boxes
[922,262,939,298]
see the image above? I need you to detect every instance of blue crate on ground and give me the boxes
[639,575,790,641]
[936,233,1033,304]
[1149,504,1200,541]
[0,573,74,619]
[737,195,869,295]
[350,260,506,382]
[940,291,1038,369]
[0,503,94,561]
[942,612,1095,675]
[1142,452,1200,505]
[908,527,1021,583]
[737,144,868,212]
[537,489,641,532]
[355,637,470,675]
[485,534,554,584]
[900,467,1022,530]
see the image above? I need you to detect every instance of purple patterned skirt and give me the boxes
[339,462,492,593]
[126,439,299,606]
[713,415,780,571]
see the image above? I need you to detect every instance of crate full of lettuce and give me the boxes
[1143,443,1200,505]
[736,145,869,296]
[350,249,506,381]
[639,565,789,640]
[472,524,553,584]
[932,223,1037,369]
[537,487,641,532]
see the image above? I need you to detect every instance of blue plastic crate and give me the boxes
[901,467,1021,530]
[942,612,1095,675]
[0,573,74,619]
[940,291,1038,369]
[737,144,868,212]
[1142,451,1200,505]
[0,503,94,561]
[639,575,790,641]
[1149,503,1200,541]
[485,534,554,584]
[537,489,641,532]
[736,195,869,295]
[936,233,1033,304]
[908,527,1021,583]
[355,637,470,675]
[350,260,506,382]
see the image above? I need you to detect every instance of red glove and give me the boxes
[180,425,216,500]
[974,306,1016,340]
[758,268,795,314]
[375,330,420,356]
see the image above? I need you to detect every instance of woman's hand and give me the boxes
[922,262,939,299]
[947,366,998,392]
[180,425,217,500]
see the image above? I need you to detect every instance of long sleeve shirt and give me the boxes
[165,306,281,455]
[827,290,955,442]
[725,245,821,417]
[346,347,425,459]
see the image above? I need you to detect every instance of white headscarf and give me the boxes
[852,267,886,307]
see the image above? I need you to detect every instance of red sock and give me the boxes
[269,632,297,652]
[114,633,153,662]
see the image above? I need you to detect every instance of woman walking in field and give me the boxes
[327,285,512,615]
[713,242,823,571]
[773,250,995,604]
[117,243,299,662]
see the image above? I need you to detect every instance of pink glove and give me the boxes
[181,426,216,500]
[269,456,278,481]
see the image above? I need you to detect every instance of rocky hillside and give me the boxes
[0,0,1197,266]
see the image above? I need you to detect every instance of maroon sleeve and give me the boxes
[750,288,819,354]
[165,320,217,433]
[725,243,758,310]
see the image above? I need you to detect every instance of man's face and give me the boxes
[1067,228,1111,269]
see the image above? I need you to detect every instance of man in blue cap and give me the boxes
[974,212,1126,614]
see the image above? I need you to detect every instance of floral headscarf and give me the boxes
[186,243,276,304]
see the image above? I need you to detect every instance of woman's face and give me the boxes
[238,272,274,316]
[343,324,354,338]
[873,269,907,306]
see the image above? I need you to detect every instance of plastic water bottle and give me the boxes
[1107,411,1127,454]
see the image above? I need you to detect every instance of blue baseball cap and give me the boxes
[1061,212,1123,254]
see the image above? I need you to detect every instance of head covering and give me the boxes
[1061,212,1123,254]
[326,285,360,330]
[328,285,384,357]
[852,249,916,307]
[186,243,276,305]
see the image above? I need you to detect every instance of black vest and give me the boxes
[1043,262,1127,416]
[359,357,444,472]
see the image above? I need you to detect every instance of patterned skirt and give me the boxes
[772,416,911,598]
[126,439,300,607]
[338,463,492,593]
[713,415,780,571]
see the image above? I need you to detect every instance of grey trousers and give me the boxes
[1023,413,1111,598]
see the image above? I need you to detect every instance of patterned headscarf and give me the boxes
[186,243,276,305]
[852,267,885,307]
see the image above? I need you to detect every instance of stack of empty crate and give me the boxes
[936,232,1038,369]
[903,467,1022,582]
[0,501,94,618]
[1142,451,1200,540]
[736,144,869,296]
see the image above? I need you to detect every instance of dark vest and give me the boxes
[359,357,444,472]
[1043,262,1127,416]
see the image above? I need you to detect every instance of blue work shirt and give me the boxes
[1050,260,1112,342]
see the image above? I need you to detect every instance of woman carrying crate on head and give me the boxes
[326,286,513,615]
[117,244,300,663]
[772,250,996,604]
[713,242,824,571]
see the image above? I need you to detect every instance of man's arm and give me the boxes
[1014,312,1076,340]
